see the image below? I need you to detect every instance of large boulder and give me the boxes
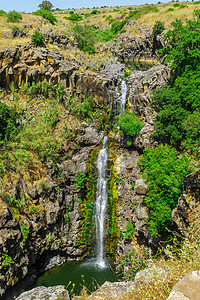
[16,286,70,300]
[167,271,200,300]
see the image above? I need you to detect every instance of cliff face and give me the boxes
[0,45,111,106]
[0,34,184,299]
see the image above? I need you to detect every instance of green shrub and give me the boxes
[179,4,188,9]
[166,8,174,12]
[74,172,87,192]
[65,94,93,120]
[118,110,144,137]
[72,24,95,54]
[7,10,22,23]
[138,144,192,237]
[31,31,45,46]
[21,80,64,102]
[33,9,57,25]
[125,221,135,239]
[0,10,7,16]
[0,103,20,142]
[152,20,165,38]
[67,13,82,21]
[173,3,180,7]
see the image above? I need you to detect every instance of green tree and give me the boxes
[38,0,54,10]
[151,14,200,155]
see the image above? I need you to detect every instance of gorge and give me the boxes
[0,2,200,300]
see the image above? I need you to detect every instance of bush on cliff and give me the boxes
[118,110,144,137]
[138,144,192,237]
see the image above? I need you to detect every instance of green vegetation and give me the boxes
[152,20,165,39]
[0,10,7,16]
[74,172,87,192]
[72,24,95,53]
[118,110,144,137]
[31,31,45,47]
[0,103,20,142]
[33,9,57,25]
[2,254,14,267]
[138,144,192,237]
[107,148,119,256]
[66,13,83,22]
[115,247,148,281]
[152,14,200,158]
[6,10,22,23]
[38,0,54,10]
[125,221,135,239]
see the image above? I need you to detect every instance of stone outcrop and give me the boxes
[0,45,112,106]
[172,169,200,236]
[128,64,170,119]
[0,125,104,299]
[16,285,70,300]
[167,271,200,300]
[113,33,164,62]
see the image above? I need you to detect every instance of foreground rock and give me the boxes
[16,286,70,300]
[167,271,200,300]
[89,281,135,299]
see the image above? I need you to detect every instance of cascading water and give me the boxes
[113,79,128,117]
[95,136,108,269]
[118,79,128,111]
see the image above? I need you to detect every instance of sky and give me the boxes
[0,0,187,13]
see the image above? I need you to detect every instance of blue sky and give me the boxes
[1,0,187,13]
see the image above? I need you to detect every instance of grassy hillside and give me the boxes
[0,1,199,52]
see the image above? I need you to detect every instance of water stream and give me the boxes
[95,136,108,269]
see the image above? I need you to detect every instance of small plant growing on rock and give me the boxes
[2,254,14,267]
[125,221,135,239]
[7,10,22,23]
[31,31,45,47]
[74,172,87,192]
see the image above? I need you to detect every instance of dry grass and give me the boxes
[0,2,198,51]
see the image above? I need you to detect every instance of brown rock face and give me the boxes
[167,271,200,300]
[0,45,112,107]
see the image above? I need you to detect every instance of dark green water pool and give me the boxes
[35,258,118,295]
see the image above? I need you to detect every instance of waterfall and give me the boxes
[113,79,128,120]
[118,79,128,111]
[95,136,108,269]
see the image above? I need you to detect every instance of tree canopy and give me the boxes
[151,12,200,158]
[38,0,54,11]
